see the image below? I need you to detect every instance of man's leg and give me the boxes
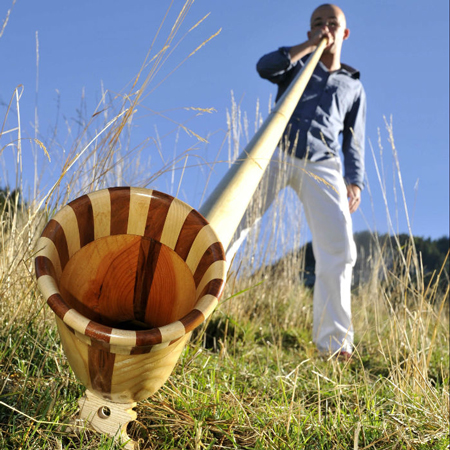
[293,157,357,354]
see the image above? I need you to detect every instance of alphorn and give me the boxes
[201,37,328,249]
[35,38,327,449]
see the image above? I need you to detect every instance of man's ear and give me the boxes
[307,31,312,40]
[343,28,350,40]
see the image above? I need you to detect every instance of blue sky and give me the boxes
[0,0,449,241]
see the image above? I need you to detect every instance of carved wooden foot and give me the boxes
[77,390,138,449]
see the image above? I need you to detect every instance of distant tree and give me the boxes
[293,231,449,294]
[0,187,22,230]
[413,235,449,292]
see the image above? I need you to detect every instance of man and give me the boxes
[229,4,366,358]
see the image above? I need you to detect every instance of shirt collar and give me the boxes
[302,54,361,79]
[339,63,360,79]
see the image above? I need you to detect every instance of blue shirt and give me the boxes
[257,47,366,189]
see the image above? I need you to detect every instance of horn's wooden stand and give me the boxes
[77,390,137,449]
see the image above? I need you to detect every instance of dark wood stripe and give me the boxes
[130,345,154,355]
[85,321,113,344]
[88,346,115,398]
[197,278,224,301]
[109,187,130,236]
[144,191,173,241]
[174,210,205,261]
[133,238,162,322]
[193,242,225,288]
[179,309,205,333]
[47,293,70,319]
[89,337,114,352]
[69,195,94,248]
[40,219,70,271]
[169,336,183,346]
[134,328,163,347]
[35,255,57,282]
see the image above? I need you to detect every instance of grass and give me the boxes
[1,1,449,449]
[0,265,448,449]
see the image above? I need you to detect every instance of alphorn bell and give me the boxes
[35,38,327,448]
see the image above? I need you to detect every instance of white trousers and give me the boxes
[227,150,357,354]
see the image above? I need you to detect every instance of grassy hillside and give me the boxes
[0,156,448,449]
[0,216,448,449]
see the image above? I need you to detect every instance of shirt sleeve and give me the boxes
[256,47,297,84]
[342,83,366,190]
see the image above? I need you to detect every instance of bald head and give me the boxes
[307,3,350,66]
[310,4,347,29]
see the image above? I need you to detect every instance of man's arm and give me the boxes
[257,28,332,83]
[342,84,367,213]
[256,47,293,84]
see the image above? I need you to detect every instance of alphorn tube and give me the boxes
[200,38,328,250]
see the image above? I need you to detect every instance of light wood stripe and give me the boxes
[64,309,90,334]
[37,274,60,299]
[158,321,185,342]
[194,294,219,319]
[108,328,137,347]
[54,205,80,258]
[185,225,217,274]
[160,200,192,250]
[196,260,227,298]
[149,341,171,352]
[35,237,62,280]
[128,188,153,236]
[88,190,111,240]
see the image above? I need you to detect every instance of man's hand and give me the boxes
[289,28,333,63]
[347,184,361,214]
[308,28,333,48]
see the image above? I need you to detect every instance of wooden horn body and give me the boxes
[35,187,226,403]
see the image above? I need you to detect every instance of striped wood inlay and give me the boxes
[35,187,226,354]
